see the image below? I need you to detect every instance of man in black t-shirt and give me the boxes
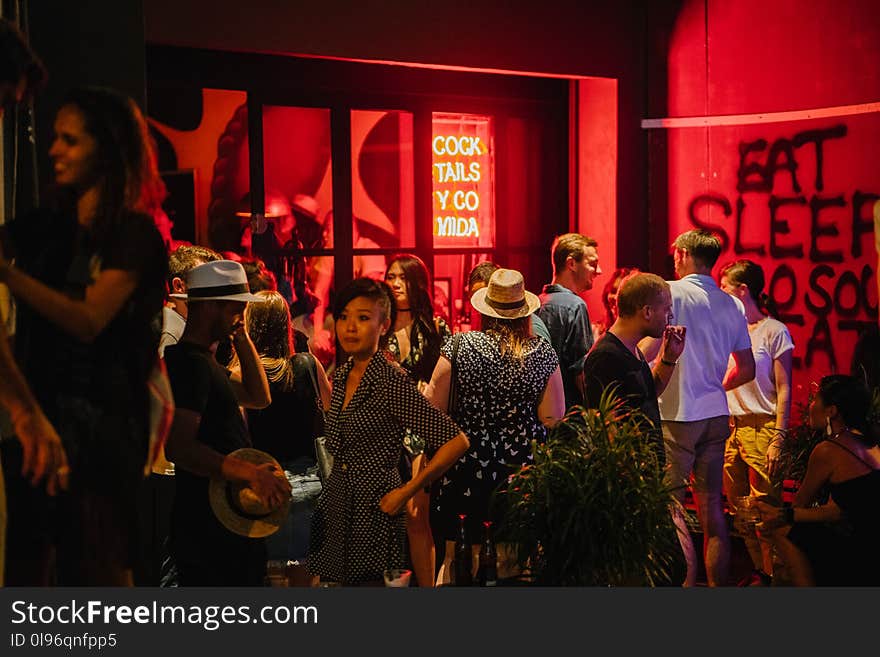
[164,260,290,585]
[583,272,686,465]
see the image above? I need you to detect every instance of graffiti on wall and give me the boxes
[683,123,878,388]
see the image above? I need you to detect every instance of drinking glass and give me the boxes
[734,495,761,531]
[383,568,412,587]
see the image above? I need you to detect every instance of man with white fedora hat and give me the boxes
[164,260,291,585]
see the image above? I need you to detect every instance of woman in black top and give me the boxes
[236,290,331,580]
[384,254,451,586]
[757,375,880,585]
[385,254,451,386]
[0,87,168,585]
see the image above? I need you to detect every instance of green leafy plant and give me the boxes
[495,386,683,586]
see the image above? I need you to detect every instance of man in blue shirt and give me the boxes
[536,233,602,410]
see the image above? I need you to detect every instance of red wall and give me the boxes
[656,0,880,406]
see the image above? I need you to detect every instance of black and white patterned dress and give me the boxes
[308,351,460,584]
[432,331,558,542]
[386,316,452,455]
[386,316,452,385]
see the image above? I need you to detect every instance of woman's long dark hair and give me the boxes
[720,259,778,318]
[56,87,165,252]
[386,254,442,383]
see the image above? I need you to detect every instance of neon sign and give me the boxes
[432,114,494,245]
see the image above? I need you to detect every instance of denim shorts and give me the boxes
[265,456,323,562]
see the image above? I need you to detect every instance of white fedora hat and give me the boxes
[470,268,540,320]
[170,260,266,303]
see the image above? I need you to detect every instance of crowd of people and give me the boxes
[0,18,877,589]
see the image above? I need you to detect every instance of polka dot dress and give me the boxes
[308,351,460,584]
[432,331,559,541]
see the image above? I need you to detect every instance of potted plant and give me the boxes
[495,388,684,586]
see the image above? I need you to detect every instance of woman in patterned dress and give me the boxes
[425,269,565,576]
[424,268,565,578]
[307,278,469,585]
[384,254,451,587]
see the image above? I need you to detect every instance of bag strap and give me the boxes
[294,352,325,417]
[299,353,326,422]
[447,333,462,415]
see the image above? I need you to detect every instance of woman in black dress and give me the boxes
[0,87,168,585]
[757,375,880,585]
[384,254,452,586]
[236,290,331,584]
[308,278,468,585]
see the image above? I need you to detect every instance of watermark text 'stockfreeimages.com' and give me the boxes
[10,599,318,634]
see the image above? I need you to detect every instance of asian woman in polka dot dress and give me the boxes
[307,278,469,585]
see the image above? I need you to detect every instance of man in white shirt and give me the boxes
[642,229,755,586]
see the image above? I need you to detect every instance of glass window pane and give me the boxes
[303,255,335,365]
[147,87,248,250]
[351,255,388,282]
[351,110,415,249]
[255,106,334,360]
[432,112,495,249]
[432,252,494,332]
[261,105,333,252]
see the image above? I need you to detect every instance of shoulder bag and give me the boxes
[298,353,332,483]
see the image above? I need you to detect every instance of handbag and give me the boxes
[298,352,332,482]
[314,436,333,483]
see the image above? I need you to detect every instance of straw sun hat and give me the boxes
[469,268,540,320]
[209,448,290,538]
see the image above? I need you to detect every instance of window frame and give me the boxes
[147,45,570,289]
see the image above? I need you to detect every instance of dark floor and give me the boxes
[690,509,782,586]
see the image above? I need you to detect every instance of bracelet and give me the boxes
[660,358,678,367]
[782,506,795,524]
